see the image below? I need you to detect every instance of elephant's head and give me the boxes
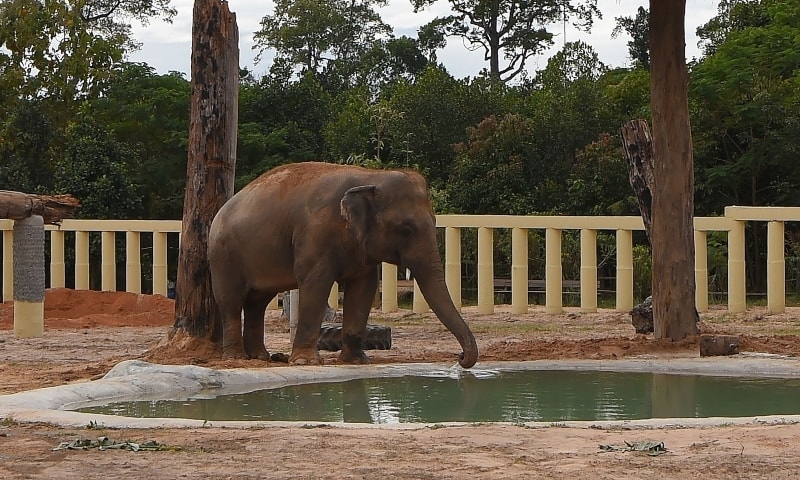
[340,170,478,368]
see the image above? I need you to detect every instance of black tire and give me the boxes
[317,323,392,352]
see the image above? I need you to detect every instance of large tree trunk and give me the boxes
[648,0,698,340]
[172,0,239,342]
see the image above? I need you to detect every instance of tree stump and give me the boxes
[621,120,654,245]
[630,295,654,334]
[699,334,740,357]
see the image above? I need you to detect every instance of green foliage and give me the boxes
[254,0,391,85]
[90,63,189,218]
[565,133,637,216]
[448,113,535,214]
[0,99,55,192]
[691,0,800,212]
[0,0,175,107]
[54,112,140,219]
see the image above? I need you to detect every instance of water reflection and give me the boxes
[76,370,800,424]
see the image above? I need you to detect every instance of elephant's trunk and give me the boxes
[408,250,478,368]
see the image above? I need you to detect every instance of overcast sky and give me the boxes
[128,0,721,79]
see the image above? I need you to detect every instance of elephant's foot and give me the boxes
[288,349,323,366]
[222,341,248,360]
[244,342,270,361]
[339,347,371,365]
[222,348,248,360]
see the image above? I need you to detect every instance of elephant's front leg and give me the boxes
[289,282,332,365]
[340,270,378,364]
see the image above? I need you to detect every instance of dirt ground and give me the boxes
[2,288,800,479]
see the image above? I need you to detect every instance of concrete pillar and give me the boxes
[288,289,299,345]
[381,262,398,313]
[152,231,167,296]
[328,282,339,309]
[126,231,141,294]
[616,229,634,312]
[444,227,462,311]
[412,279,429,313]
[545,228,563,314]
[13,215,44,338]
[3,230,12,302]
[694,230,708,312]
[101,231,115,291]
[767,221,785,314]
[49,230,66,288]
[728,221,746,313]
[477,227,494,314]
[511,227,528,314]
[74,231,89,290]
[580,229,597,313]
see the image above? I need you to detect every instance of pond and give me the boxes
[75,369,800,424]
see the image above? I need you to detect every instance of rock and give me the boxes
[630,295,653,334]
[699,334,740,357]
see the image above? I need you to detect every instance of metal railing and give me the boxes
[1,206,795,315]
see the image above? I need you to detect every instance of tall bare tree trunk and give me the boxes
[649,0,698,340]
[173,0,239,342]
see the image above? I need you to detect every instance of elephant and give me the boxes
[207,161,478,368]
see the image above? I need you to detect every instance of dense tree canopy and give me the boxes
[410,0,600,81]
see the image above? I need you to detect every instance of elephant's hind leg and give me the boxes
[242,292,274,360]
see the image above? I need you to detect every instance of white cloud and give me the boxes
[128,0,720,79]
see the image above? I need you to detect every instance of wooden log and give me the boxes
[699,334,740,357]
[0,190,80,224]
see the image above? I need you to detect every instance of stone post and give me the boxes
[13,215,45,338]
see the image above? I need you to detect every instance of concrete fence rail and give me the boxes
[0,206,792,316]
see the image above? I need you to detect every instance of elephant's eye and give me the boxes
[397,222,414,238]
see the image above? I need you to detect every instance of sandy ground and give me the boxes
[1,288,800,479]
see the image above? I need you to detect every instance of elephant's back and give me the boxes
[246,162,370,193]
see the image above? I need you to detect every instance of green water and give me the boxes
[76,370,800,424]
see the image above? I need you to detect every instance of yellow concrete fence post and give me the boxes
[49,230,66,288]
[3,230,12,302]
[445,226,462,311]
[615,229,634,312]
[477,226,494,314]
[694,230,709,313]
[101,231,116,291]
[75,231,90,290]
[545,228,563,314]
[412,278,429,313]
[328,281,339,309]
[152,231,168,296]
[767,220,785,314]
[511,227,529,314]
[727,220,746,313]
[126,231,141,294]
[580,229,598,313]
[13,215,44,338]
[381,262,398,313]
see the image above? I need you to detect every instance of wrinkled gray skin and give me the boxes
[208,162,478,368]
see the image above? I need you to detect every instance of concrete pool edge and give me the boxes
[2,355,800,430]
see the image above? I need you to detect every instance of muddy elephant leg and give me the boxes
[242,292,274,360]
[340,270,378,364]
[289,282,332,365]
[219,298,247,360]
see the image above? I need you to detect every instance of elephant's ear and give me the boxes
[340,185,378,246]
